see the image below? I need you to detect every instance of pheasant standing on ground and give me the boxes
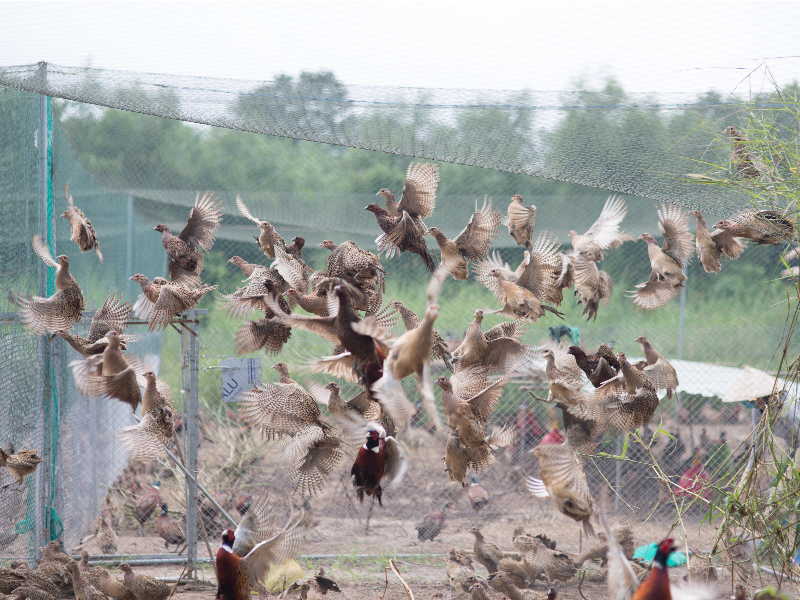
[97,513,118,555]
[525,538,579,585]
[468,475,490,512]
[97,570,135,600]
[629,203,693,310]
[52,292,133,357]
[215,494,307,600]
[390,300,453,371]
[157,503,186,552]
[415,503,452,542]
[468,527,504,574]
[16,236,85,335]
[147,281,217,331]
[119,563,170,600]
[154,191,223,284]
[633,336,679,398]
[504,193,537,249]
[61,183,102,261]
[0,444,43,489]
[235,195,284,259]
[424,197,502,280]
[568,195,634,261]
[132,482,160,536]
[64,562,104,600]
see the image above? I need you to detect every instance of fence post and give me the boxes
[34,71,55,560]
[186,309,200,578]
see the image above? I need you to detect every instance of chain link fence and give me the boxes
[1,78,797,589]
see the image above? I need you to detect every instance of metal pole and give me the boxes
[35,69,54,559]
[186,309,199,578]
[615,433,622,511]
[677,271,687,360]
[125,195,134,299]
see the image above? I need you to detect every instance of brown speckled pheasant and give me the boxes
[119,563,170,600]
[97,512,118,555]
[235,196,284,259]
[504,194,537,249]
[716,208,793,246]
[119,406,174,462]
[239,363,331,439]
[64,561,105,600]
[633,336,679,398]
[62,182,102,262]
[9,585,56,600]
[157,503,186,552]
[0,445,43,489]
[52,292,132,356]
[424,197,502,280]
[97,570,135,600]
[148,281,216,331]
[10,561,62,597]
[16,236,85,335]
[468,527,504,574]
[525,538,578,584]
[129,274,165,320]
[377,162,439,220]
[365,203,436,273]
[70,331,142,412]
[154,191,223,284]
[280,425,344,496]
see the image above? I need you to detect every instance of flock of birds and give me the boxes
[3,149,794,600]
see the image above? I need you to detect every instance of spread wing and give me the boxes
[584,195,631,249]
[32,235,59,269]
[626,272,680,310]
[240,515,307,587]
[233,494,279,556]
[514,231,562,301]
[658,203,693,264]
[382,437,408,490]
[397,162,439,219]
[178,191,224,251]
[236,195,263,224]
[453,197,502,260]
[88,293,131,342]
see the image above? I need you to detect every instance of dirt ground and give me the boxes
[167,561,796,599]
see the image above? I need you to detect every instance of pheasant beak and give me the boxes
[423,229,432,236]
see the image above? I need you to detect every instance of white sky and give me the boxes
[1,1,799,96]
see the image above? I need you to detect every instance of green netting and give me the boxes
[0,62,764,216]
[0,67,797,580]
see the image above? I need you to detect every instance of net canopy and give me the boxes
[0,62,760,217]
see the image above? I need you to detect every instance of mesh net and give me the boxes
[0,66,797,592]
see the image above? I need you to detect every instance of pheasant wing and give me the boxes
[381,436,408,490]
[32,235,59,268]
[627,272,679,310]
[88,293,131,342]
[453,197,502,260]
[397,162,439,219]
[471,249,518,282]
[235,195,263,225]
[240,516,307,588]
[658,203,693,264]
[515,231,562,300]
[584,194,630,250]
[178,191,223,251]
